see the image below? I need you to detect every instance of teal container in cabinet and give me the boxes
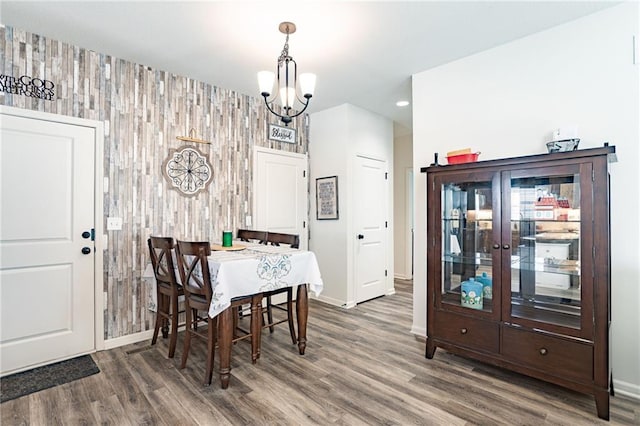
[461,278,483,310]
[475,272,493,300]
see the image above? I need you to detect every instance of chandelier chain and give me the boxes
[278,33,290,65]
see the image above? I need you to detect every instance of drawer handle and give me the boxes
[539,348,548,356]
[492,243,500,249]
[460,328,468,335]
[502,244,511,250]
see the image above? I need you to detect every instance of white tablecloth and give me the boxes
[142,243,323,318]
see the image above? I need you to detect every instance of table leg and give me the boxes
[296,284,308,355]
[217,307,233,389]
[250,293,262,363]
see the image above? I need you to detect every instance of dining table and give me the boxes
[143,241,323,388]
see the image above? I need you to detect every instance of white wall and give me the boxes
[308,105,350,306]
[394,132,413,279]
[310,103,394,307]
[412,3,639,398]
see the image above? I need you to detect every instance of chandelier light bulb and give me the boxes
[258,71,275,96]
[279,87,296,108]
[299,73,316,97]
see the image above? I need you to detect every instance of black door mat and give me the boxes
[1,355,100,403]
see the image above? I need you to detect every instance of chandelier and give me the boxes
[258,22,316,127]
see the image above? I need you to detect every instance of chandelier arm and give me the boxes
[262,91,278,105]
[262,94,282,117]
[281,95,311,121]
[262,94,311,126]
[262,94,293,125]
[295,91,308,105]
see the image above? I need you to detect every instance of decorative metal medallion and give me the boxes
[162,145,213,197]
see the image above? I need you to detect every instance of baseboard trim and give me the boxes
[103,329,154,350]
[613,379,640,400]
[411,325,427,337]
[314,294,356,309]
[394,273,412,280]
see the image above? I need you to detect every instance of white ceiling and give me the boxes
[0,1,617,135]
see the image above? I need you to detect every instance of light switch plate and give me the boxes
[107,217,123,230]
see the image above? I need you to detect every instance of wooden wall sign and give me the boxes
[268,123,297,144]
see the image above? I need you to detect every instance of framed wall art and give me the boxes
[316,176,339,220]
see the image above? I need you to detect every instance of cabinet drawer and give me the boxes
[502,326,593,381]
[433,311,499,353]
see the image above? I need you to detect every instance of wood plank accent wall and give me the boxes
[0,25,309,339]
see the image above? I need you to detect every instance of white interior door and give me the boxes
[254,147,308,249]
[354,155,388,303]
[0,112,96,375]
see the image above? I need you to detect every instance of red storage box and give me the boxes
[447,152,480,164]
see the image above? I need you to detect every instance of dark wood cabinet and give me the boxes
[421,146,615,420]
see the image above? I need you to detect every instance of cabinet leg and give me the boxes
[594,390,610,421]
[425,339,436,359]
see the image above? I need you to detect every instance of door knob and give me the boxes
[82,231,91,239]
[502,244,511,250]
[357,234,364,240]
[81,247,91,255]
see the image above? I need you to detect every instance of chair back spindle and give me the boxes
[176,241,213,304]
[148,236,178,287]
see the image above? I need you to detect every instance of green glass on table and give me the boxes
[222,230,233,247]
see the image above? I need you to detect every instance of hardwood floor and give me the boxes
[2,279,638,425]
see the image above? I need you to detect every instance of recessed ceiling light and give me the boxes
[396,100,409,107]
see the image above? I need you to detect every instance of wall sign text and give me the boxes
[268,123,297,144]
[0,75,55,101]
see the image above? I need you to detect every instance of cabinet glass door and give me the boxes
[508,166,584,331]
[438,172,497,314]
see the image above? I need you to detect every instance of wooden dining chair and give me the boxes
[237,229,267,245]
[263,232,300,344]
[175,240,262,386]
[147,236,185,358]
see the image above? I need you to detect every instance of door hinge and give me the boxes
[592,169,595,181]
[303,221,306,228]
[593,246,596,259]
[303,170,306,178]
[385,221,388,228]
[385,270,388,277]
[385,172,388,180]
[91,228,95,241]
